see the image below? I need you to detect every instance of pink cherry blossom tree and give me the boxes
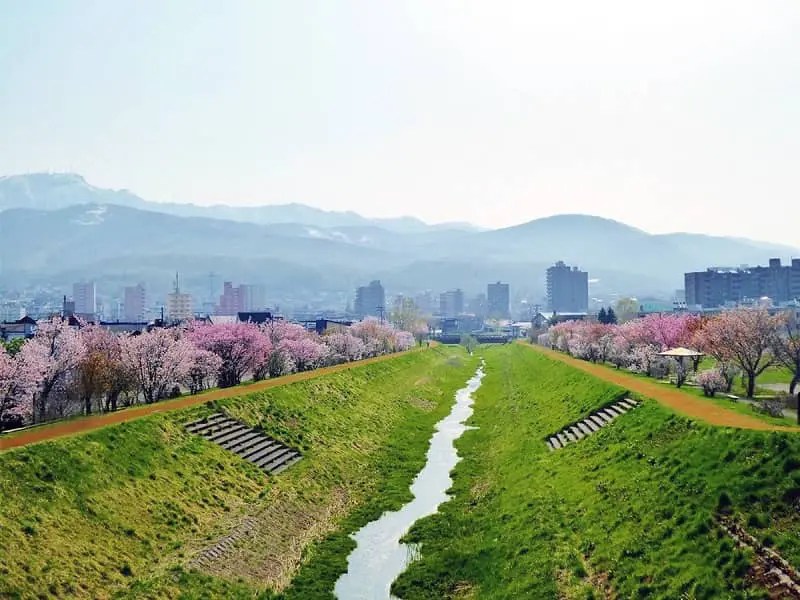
[0,345,37,431]
[773,312,800,397]
[324,331,366,364]
[76,324,125,415]
[640,313,698,350]
[20,318,85,422]
[279,336,328,371]
[120,328,194,403]
[395,330,415,351]
[694,308,782,398]
[695,369,727,397]
[187,321,271,387]
[183,346,223,394]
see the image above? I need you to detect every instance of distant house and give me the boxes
[298,319,353,335]
[551,312,588,323]
[99,321,149,335]
[237,312,276,325]
[530,311,550,329]
[637,299,675,316]
[0,316,37,340]
[441,315,483,335]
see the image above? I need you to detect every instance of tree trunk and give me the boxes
[83,394,92,416]
[790,374,799,396]
[746,374,756,399]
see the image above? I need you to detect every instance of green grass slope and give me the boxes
[0,347,477,599]
[394,344,800,599]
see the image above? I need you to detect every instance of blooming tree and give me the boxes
[324,332,366,364]
[120,328,194,403]
[772,312,800,422]
[694,308,782,398]
[279,336,328,371]
[640,313,698,350]
[0,345,37,430]
[76,324,124,415]
[187,321,271,387]
[183,346,223,394]
[773,312,800,397]
[695,369,727,397]
[20,318,85,422]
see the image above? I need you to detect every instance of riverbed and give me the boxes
[334,362,485,599]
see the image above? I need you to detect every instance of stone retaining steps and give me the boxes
[546,398,639,450]
[185,413,302,475]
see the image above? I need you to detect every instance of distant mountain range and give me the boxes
[0,173,477,234]
[0,173,797,307]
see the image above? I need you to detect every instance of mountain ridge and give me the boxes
[0,172,480,234]
[1,174,798,305]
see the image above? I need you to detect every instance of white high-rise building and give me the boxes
[166,273,193,322]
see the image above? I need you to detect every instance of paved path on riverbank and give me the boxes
[527,344,798,432]
[0,351,418,452]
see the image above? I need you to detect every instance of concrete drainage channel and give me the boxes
[546,398,639,450]
[185,413,303,475]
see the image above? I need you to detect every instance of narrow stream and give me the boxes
[334,362,485,600]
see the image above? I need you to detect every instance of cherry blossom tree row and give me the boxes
[538,309,800,400]
[0,317,414,432]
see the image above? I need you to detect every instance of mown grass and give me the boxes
[0,346,477,599]
[394,344,800,599]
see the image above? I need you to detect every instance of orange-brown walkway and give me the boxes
[527,344,798,432]
[0,351,417,452]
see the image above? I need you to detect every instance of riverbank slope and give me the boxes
[395,344,800,598]
[0,346,476,598]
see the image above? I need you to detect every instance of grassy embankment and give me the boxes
[0,346,477,599]
[394,344,800,599]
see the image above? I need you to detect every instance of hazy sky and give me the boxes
[1,1,799,241]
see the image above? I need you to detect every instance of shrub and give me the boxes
[756,399,785,418]
[695,369,727,397]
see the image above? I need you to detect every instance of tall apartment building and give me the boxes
[487,281,510,319]
[166,274,193,322]
[123,283,146,322]
[439,289,465,318]
[468,293,488,319]
[685,258,800,307]
[241,284,266,312]
[72,281,97,317]
[413,291,435,315]
[216,282,268,315]
[546,261,589,313]
[354,280,385,319]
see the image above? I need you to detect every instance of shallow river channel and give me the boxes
[334,362,485,599]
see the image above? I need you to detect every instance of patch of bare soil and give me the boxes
[407,396,437,411]
[189,486,353,591]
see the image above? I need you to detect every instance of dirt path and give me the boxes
[0,351,417,452]
[527,344,799,432]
